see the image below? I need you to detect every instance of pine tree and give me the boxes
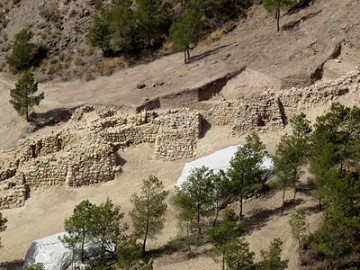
[308,103,360,269]
[225,238,255,270]
[227,132,265,219]
[61,200,95,263]
[136,0,161,46]
[206,208,243,270]
[273,113,311,213]
[259,238,287,270]
[211,169,230,227]
[87,6,112,56]
[9,71,44,122]
[262,0,297,31]
[289,210,308,264]
[117,237,145,269]
[6,29,37,72]
[168,0,204,64]
[87,0,135,56]
[172,166,214,244]
[130,176,169,255]
[62,198,127,265]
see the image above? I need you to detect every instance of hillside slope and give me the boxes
[0,0,359,269]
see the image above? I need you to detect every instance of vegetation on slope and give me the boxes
[47,104,360,270]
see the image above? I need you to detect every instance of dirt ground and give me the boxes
[0,126,321,270]
[0,0,359,269]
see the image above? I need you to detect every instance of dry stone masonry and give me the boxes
[154,109,201,161]
[0,67,359,209]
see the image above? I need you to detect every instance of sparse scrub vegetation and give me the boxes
[6,29,40,73]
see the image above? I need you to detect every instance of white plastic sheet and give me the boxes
[176,145,273,188]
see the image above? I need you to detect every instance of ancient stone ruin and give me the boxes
[0,67,359,209]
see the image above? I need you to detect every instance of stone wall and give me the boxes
[19,141,117,188]
[16,133,82,164]
[204,98,284,136]
[154,109,201,161]
[100,124,160,147]
[274,68,360,110]
[0,68,358,209]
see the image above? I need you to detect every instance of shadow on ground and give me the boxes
[244,198,304,234]
[30,107,76,130]
[0,259,24,270]
[188,44,232,64]
[282,10,322,31]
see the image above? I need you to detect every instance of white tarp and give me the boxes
[24,232,74,270]
[176,145,273,188]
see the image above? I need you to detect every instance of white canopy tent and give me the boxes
[176,145,273,188]
[24,232,74,270]
[24,232,114,270]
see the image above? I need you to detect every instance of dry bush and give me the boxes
[59,50,72,62]
[98,57,127,77]
[62,62,70,69]
[83,70,96,81]
[84,46,94,56]
[46,62,61,75]
[73,56,82,66]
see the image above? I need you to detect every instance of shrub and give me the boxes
[6,29,37,73]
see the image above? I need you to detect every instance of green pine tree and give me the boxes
[61,200,95,263]
[227,132,265,219]
[172,166,214,244]
[225,238,255,270]
[289,209,308,264]
[136,0,161,46]
[168,0,204,64]
[273,113,311,213]
[62,198,127,266]
[108,0,135,55]
[206,208,243,270]
[87,6,112,56]
[259,238,288,270]
[130,176,169,255]
[6,29,37,72]
[262,0,297,31]
[9,71,44,122]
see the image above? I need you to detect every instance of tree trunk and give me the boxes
[276,9,280,32]
[186,220,192,253]
[281,188,286,216]
[222,251,225,270]
[26,107,29,122]
[143,209,150,255]
[186,47,190,62]
[239,194,243,220]
[213,206,220,227]
[184,50,187,64]
[197,202,201,244]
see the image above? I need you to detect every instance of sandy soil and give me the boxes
[0,0,359,269]
[0,126,321,270]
